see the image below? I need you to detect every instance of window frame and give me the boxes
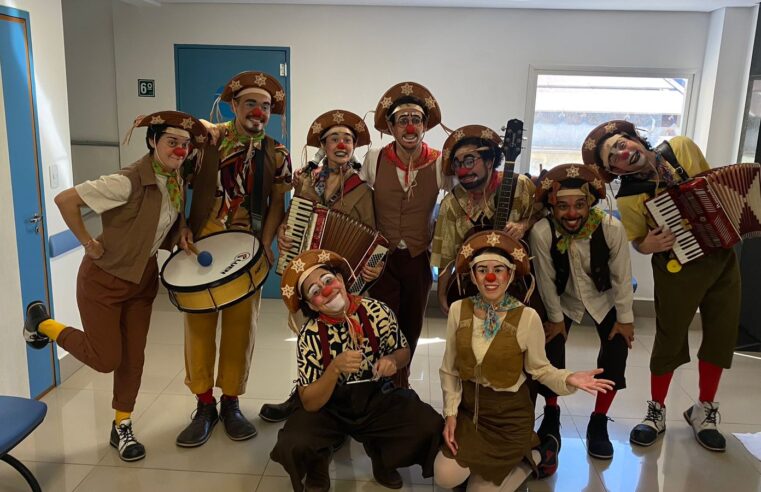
[522,65,699,174]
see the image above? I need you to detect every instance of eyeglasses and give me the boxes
[394,115,424,127]
[452,153,483,170]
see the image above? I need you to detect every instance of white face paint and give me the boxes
[323,295,347,312]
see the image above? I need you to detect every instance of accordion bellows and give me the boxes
[277,196,389,293]
[645,163,761,265]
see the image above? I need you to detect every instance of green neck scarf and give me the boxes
[151,159,182,212]
[219,120,265,159]
[553,206,605,254]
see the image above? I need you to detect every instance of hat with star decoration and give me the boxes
[535,163,606,207]
[220,71,286,115]
[307,109,370,147]
[581,120,643,182]
[455,230,531,277]
[280,249,355,313]
[373,81,441,134]
[441,124,502,176]
[130,111,208,146]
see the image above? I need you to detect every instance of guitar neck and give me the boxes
[493,159,517,230]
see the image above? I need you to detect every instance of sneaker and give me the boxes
[176,399,219,447]
[220,397,257,441]
[534,434,560,479]
[259,388,301,423]
[23,301,51,349]
[630,400,666,447]
[586,413,614,459]
[109,419,145,462]
[537,404,562,451]
[683,401,726,452]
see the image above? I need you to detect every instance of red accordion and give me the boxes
[645,163,761,265]
[276,196,389,293]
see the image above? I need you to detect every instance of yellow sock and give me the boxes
[38,319,66,341]
[115,410,131,424]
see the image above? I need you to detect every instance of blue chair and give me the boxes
[0,396,47,492]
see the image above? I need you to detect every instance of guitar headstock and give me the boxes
[501,119,524,163]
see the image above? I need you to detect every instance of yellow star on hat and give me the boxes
[290,258,306,274]
[195,134,207,144]
[354,121,366,133]
[150,115,165,125]
[541,177,553,190]
[593,178,603,190]
[454,129,465,140]
[332,111,345,124]
[486,232,500,246]
[400,83,414,96]
[317,250,331,263]
[460,243,474,258]
[281,284,295,299]
[311,122,322,135]
[424,96,436,109]
[481,128,495,140]
[180,117,194,130]
[380,97,393,109]
[566,165,580,178]
[443,148,451,160]
[229,79,242,91]
[584,138,596,151]
[604,122,618,133]
[512,247,526,262]
[254,73,267,87]
[274,90,285,102]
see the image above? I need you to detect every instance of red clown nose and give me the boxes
[405,124,416,134]
[172,147,187,157]
[321,285,334,297]
[336,142,346,150]
[456,167,471,178]
[249,107,264,119]
[618,150,630,161]
[485,272,497,282]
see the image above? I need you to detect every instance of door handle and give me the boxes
[27,212,43,233]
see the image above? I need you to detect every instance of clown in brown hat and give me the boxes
[434,230,616,489]
[176,70,293,448]
[23,110,207,462]
[270,250,443,491]
[529,163,634,461]
[581,122,741,452]
[359,81,453,389]
[432,124,543,315]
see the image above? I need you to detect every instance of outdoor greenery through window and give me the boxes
[528,74,690,175]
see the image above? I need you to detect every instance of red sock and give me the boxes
[594,390,617,415]
[651,372,673,406]
[197,389,214,405]
[545,396,559,408]
[221,394,238,402]
[698,359,723,403]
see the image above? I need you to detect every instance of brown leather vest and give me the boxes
[455,298,525,389]
[372,151,439,257]
[94,154,180,283]
[188,134,279,238]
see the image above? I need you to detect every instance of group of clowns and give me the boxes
[21,70,741,492]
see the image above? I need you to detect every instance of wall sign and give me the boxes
[138,79,155,97]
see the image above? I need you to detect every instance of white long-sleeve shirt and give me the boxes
[528,214,634,325]
[439,301,574,417]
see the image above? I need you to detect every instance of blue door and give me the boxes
[175,44,290,299]
[1,7,57,397]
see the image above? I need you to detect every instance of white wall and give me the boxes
[0,0,73,396]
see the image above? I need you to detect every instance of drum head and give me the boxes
[161,230,262,291]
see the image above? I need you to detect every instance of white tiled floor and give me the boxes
[4,297,761,491]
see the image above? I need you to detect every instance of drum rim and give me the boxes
[159,229,268,293]
[168,283,262,314]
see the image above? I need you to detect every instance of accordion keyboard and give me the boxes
[276,197,316,274]
[646,192,704,264]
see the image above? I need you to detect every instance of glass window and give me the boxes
[528,74,690,175]
[738,78,761,163]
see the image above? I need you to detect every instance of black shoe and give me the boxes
[304,455,331,492]
[586,413,614,460]
[534,434,559,479]
[630,400,666,447]
[110,419,146,462]
[683,401,726,452]
[259,388,301,423]
[176,400,219,448]
[537,404,562,451]
[372,462,403,489]
[23,301,51,349]
[220,397,257,441]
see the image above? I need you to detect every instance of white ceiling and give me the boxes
[149,0,759,12]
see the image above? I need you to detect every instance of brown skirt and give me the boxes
[442,380,539,485]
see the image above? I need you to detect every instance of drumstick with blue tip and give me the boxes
[187,243,213,267]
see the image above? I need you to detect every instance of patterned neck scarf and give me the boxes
[653,152,681,188]
[313,163,350,198]
[219,120,265,160]
[471,293,522,341]
[553,206,605,254]
[151,159,182,211]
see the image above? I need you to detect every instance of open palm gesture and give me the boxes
[566,368,615,396]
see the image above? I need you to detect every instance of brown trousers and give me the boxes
[370,248,432,388]
[57,256,159,412]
